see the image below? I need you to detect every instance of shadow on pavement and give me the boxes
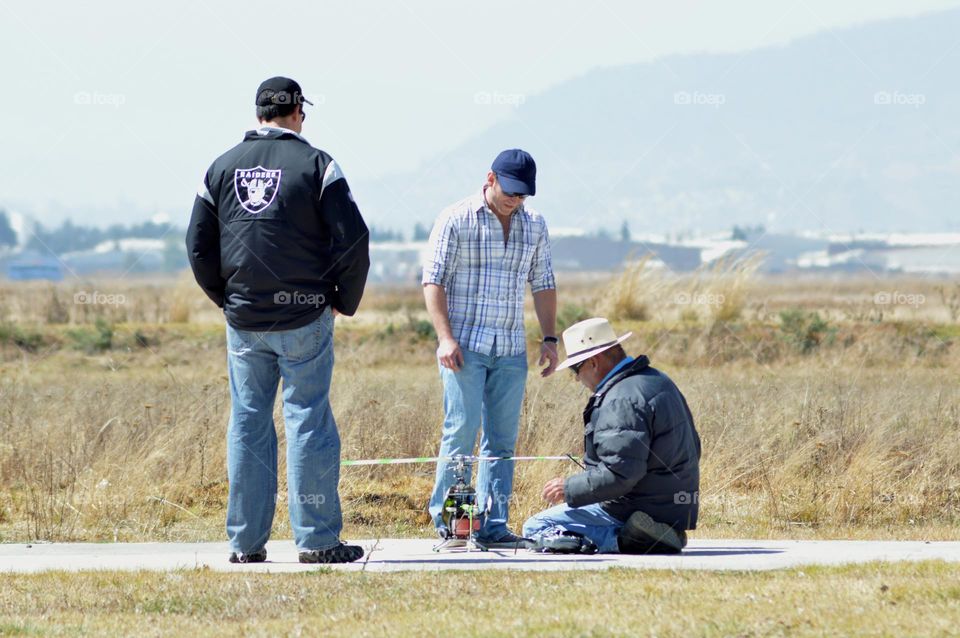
[673,548,784,557]
[371,558,616,565]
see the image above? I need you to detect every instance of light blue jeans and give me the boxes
[522,502,625,553]
[429,349,528,541]
[224,308,343,553]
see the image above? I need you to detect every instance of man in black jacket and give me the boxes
[186,77,369,564]
[522,318,701,554]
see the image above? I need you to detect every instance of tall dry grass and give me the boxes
[595,253,778,326]
[1,270,959,542]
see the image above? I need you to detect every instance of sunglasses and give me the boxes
[503,190,527,199]
[570,360,585,376]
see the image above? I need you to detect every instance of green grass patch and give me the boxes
[1,562,958,637]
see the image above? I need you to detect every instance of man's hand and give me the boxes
[538,341,559,377]
[542,477,566,505]
[437,336,464,371]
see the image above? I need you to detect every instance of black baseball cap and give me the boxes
[491,149,536,196]
[255,76,313,107]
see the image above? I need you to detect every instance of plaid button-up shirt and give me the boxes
[422,189,556,356]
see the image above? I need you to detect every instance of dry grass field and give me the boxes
[2,562,959,637]
[2,264,960,636]
[1,263,958,545]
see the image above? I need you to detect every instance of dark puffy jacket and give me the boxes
[186,127,369,331]
[564,356,702,530]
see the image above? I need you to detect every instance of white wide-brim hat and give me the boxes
[555,317,633,371]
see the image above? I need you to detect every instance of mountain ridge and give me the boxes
[359,8,960,234]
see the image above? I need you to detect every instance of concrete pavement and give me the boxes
[2,539,959,573]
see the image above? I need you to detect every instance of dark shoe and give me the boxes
[474,531,534,550]
[298,543,364,564]
[531,529,598,555]
[228,548,267,564]
[617,511,686,554]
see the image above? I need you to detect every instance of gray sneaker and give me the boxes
[298,543,364,564]
[474,531,534,550]
[531,529,599,555]
[618,511,687,554]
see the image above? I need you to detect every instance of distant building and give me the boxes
[369,241,430,284]
[550,236,701,272]
[704,233,830,273]
[61,238,166,275]
[5,251,63,281]
[795,233,960,274]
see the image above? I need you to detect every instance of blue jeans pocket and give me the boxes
[226,324,259,356]
[280,312,327,361]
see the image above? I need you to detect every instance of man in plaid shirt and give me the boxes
[422,149,558,549]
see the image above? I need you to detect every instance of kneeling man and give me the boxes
[523,318,701,554]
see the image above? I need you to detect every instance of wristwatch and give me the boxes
[542,336,559,344]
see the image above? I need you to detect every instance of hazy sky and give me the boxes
[1,0,958,227]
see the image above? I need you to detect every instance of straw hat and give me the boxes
[555,318,633,371]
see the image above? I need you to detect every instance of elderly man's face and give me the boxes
[571,355,601,390]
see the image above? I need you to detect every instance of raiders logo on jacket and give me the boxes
[186,127,370,331]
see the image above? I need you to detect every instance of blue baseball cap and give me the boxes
[491,149,536,196]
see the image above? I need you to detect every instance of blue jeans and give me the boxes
[429,349,527,540]
[225,308,343,553]
[522,503,625,553]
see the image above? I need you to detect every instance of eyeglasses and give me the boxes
[570,360,585,377]
[494,176,527,199]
